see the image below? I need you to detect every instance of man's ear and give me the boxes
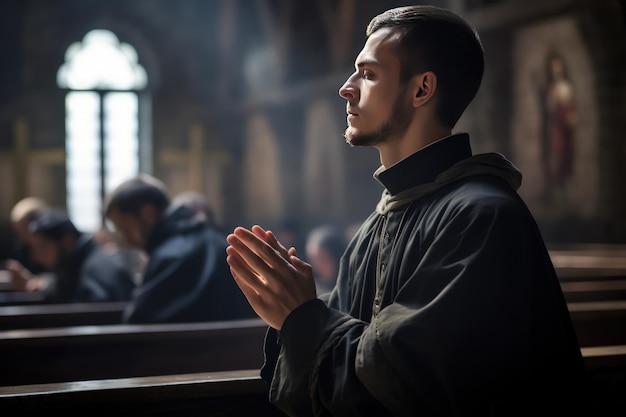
[411,71,437,108]
[140,204,161,225]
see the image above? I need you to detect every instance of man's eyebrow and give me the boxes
[356,59,382,69]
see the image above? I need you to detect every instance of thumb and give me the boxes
[289,255,311,273]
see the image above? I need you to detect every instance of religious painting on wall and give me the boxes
[539,50,578,203]
[510,17,597,221]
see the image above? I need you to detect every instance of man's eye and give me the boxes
[363,71,374,80]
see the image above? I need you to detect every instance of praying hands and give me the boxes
[226,225,317,330]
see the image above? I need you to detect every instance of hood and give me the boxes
[145,204,206,252]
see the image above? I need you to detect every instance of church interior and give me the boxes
[0,0,626,414]
[1,0,626,249]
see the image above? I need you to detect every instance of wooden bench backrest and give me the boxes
[0,302,127,330]
[1,346,624,416]
[0,318,268,386]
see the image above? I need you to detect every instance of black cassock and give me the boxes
[262,134,591,417]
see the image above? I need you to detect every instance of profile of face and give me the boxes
[339,27,414,147]
[13,218,34,244]
[29,233,61,270]
[107,208,152,250]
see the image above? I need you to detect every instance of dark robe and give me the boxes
[46,234,135,303]
[261,134,592,416]
[123,205,256,324]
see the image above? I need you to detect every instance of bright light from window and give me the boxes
[57,30,147,90]
[104,93,138,194]
[58,29,147,233]
[65,92,101,232]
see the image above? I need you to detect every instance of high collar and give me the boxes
[374,133,472,195]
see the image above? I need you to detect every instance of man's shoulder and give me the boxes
[422,177,530,222]
[439,175,521,204]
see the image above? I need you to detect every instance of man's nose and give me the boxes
[338,76,358,101]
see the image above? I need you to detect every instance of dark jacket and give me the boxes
[46,234,135,303]
[261,134,591,416]
[123,205,256,323]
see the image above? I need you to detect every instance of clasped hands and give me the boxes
[226,225,317,330]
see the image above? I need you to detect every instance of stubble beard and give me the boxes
[344,89,413,148]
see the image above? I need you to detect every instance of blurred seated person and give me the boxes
[305,224,346,295]
[94,225,147,287]
[104,174,256,324]
[6,196,54,291]
[172,190,218,229]
[27,208,136,303]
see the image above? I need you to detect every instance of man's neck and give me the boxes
[377,125,452,168]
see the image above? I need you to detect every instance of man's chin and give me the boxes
[344,130,381,147]
[344,128,367,147]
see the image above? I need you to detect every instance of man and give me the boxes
[5,197,52,291]
[304,224,345,295]
[105,174,256,324]
[225,5,591,416]
[28,207,135,303]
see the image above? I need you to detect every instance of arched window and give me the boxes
[57,29,149,232]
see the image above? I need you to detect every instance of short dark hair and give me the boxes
[104,174,170,216]
[366,5,484,128]
[29,208,79,241]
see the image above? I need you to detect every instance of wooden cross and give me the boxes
[158,123,230,215]
[0,118,65,206]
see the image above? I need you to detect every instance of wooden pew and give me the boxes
[0,290,46,305]
[550,245,626,282]
[0,369,287,416]
[581,345,626,416]
[0,318,268,386]
[561,279,626,302]
[0,270,12,292]
[0,300,623,387]
[0,302,128,330]
[569,300,626,347]
[1,346,624,416]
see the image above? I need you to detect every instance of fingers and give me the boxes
[228,259,262,300]
[227,225,318,330]
[5,259,23,272]
[230,227,293,272]
[255,226,292,260]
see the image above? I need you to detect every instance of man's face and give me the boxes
[339,27,413,147]
[13,219,33,244]
[29,233,61,270]
[107,208,151,250]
